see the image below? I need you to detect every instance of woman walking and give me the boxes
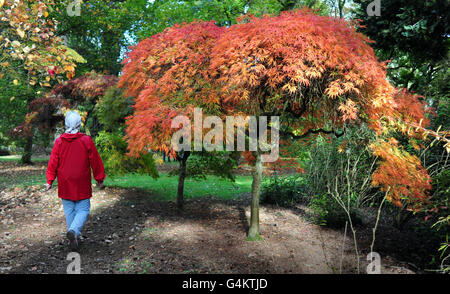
[46,111,106,250]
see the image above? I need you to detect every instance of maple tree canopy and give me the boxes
[119,9,447,209]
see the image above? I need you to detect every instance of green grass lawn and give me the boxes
[0,172,252,201]
[105,174,253,201]
[0,155,50,162]
[0,155,50,188]
[0,173,49,188]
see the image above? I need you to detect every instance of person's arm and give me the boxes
[46,139,60,189]
[87,136,106,186]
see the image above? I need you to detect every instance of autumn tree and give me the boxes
[50,72,118,137]
[0,0,83,163]
[119,9,448,239]
[14,72,117,154]
[352,0,449,229]
[37,71,158,178]
[118,21,234,209]
[210,10,449,239]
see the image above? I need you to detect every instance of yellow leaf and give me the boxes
[46,76,50,82]
[10,97,15,102]
[0,0,4,8]
[13,79,19,85]
[57,45,87,63]
[64,65,75,72]
[17,29,25,39]
[44,11,49,18]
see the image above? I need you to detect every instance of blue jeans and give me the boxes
[62,198,91,237]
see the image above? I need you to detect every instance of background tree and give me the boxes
[0,64,29,151]
[50,72,118,137]
[52,0,149,75]
[0,0,83,163]
[353,0,449,107]
[39,70,159,178]
[51,0,329,76]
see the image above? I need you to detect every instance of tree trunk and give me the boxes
[21,132,33,165]
[247,150,262,240]
[176,151,190,210]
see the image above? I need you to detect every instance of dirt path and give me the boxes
[0,162,414,274]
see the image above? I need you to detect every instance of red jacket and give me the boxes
[46,133,106,201]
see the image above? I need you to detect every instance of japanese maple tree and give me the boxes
[209,10,449,239]
[119,21,226,209]
[119,9,449,239]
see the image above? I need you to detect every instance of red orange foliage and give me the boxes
[51,72,118,102]
[370,139,431,209]
[118,21,225,156]
[16,72,118,136]
[119,9,446,208]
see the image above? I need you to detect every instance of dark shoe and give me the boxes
[67,230,78,251]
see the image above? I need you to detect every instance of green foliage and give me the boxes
[429,61,450,128]
[260,175,308,207]
[95,131,158,179]
[432,215,450,273]
[169,151,238,181]
[353,0,449,65]
[189,151,237,181]
[308,193,361,228]
[247,0,330,16]
[135,0,244,38]
[53,0,148,75]
[305,127,380,208]
[428,169,450,272]
[0,71,30,147]
[94,86,134,131]
[431,169,450,208]
[135,0,330,40]
[353,0,449,135]
[302,127,378,228]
